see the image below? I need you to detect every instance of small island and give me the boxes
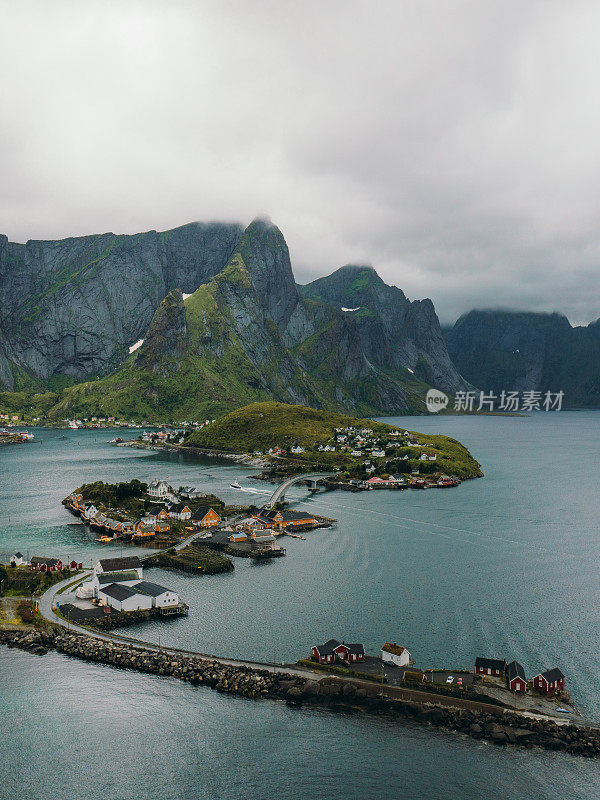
[181,402,483,486]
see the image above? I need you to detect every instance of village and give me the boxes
[235,424,463,490]
[306,637,571,717]
[2,548,572,720]
[130,424,465,490]
[0,427,35,444]
[62,477,334,558]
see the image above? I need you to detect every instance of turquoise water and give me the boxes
[2,413,600,798]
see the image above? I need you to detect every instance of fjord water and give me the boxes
[2,412,600,799]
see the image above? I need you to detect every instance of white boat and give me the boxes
[230,481,242,489]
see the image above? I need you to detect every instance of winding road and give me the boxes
[38,572,323,680]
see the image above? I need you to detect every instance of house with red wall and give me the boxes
[30,557,63,572]
[311,639,365,665]
[475,657,506,677]
[532,668,565,695]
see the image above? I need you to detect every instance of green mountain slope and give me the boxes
[48,220,433,421]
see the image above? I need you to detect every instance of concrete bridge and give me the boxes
[264,472,336,509]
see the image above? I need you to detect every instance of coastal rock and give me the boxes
[419,707,447,725]
[2,630,599,760]
[302,680,321,697]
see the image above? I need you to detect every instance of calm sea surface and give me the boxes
[2,412,600,799]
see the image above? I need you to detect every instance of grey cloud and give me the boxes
[1,0,599,324]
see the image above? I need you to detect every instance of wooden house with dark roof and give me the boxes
[30,556,63,572]
[475,657,506,677]
[505,660,527,692]
[532,668,565,695]
[168,502,192,521]
[256,509,318,530]
[311,638,365,665]
[94,556,143,576]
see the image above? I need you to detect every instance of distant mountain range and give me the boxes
[1,217,598,418]
[0,218,465,419]
[445,310,600,407]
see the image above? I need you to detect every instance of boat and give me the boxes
[230,481,242,489]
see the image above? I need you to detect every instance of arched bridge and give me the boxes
[264,472,336,509]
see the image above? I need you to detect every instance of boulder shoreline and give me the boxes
[2,628,599,759]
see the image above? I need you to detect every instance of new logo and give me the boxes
[426,388,449,413]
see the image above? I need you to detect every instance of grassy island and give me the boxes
[184,401,483,480]
[146,545,234,575]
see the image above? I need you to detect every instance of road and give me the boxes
[38,573,323,680]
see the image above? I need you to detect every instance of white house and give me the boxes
[94,556,143,578]
[91,570,143,596]
[10,552,28,566]
[381,642,411,667]
[147,479,172,499]
[81,504,99,522]
[351,449,362,457]
[371,449,385,458]
[134,580,180,608]
[168,502,192,521]
[291,446,305,454]
[420,453,437,461]
[98,583,153,612]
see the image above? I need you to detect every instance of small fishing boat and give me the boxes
[230,481,242,489]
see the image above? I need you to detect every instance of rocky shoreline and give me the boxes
[2,628,599,758]
[118,439,269,468]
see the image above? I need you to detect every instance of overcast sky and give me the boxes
[1,1,600,324]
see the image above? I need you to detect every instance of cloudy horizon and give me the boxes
[2,0,600,325]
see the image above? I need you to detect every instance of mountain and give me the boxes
[0,216,468,419]
[445,310,600,407]
[50,220,422,420]
[0,221,243,390]
[300,265,467,393]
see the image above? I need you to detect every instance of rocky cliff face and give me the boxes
[300,265,467,393]
[52,220,415,419]
[0,222,242,389]
[445,310,600,406]
[1,216,463,417]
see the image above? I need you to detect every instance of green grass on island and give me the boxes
[146,545,234,575]
[184,401,483,479]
